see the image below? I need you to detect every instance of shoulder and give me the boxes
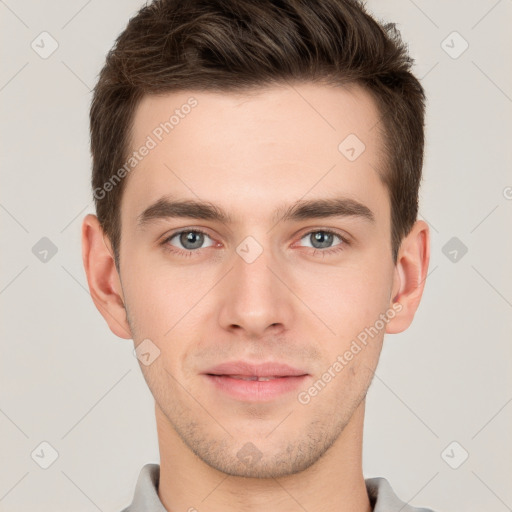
[365,477,437,512]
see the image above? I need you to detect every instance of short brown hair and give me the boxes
[90,0,425,269]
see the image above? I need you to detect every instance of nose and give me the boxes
[217,239,295,339]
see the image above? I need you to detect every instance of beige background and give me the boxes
[1,1,511,510]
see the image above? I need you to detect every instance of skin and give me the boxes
[82,82,429,512]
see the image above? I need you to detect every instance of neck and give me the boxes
[156,400,372,512]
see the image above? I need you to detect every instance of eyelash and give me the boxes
[160,228,351,258]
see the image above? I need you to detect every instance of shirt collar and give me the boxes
[124,463,433,512]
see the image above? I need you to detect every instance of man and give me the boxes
[82,0,434,510]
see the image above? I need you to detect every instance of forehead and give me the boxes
[121,82,389,228]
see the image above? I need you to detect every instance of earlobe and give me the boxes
[386,220,430,334]
[81,214,132,339]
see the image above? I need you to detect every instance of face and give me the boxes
[109,83,404,477]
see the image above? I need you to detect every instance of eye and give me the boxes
[298,229,349,254]
[162,229,215,254]
[160,228,350,258]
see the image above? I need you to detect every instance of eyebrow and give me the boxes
[136,195,375,229]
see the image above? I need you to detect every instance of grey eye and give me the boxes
[300,231,342,250]
[169,231,214,250]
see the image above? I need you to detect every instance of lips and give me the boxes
[224,375,286,381]
[203,361,308,379]
[203,361,309,401]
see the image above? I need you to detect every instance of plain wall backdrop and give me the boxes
[1,1,511,511]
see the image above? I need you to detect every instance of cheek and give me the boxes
[122,259,180,338]
[294,259,392,334]
[123,257,209,374]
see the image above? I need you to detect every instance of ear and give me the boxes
[81,213,132,339]
[385,220,430,334]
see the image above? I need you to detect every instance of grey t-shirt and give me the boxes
[121,463,436,512]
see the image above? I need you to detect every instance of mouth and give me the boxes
[202,361,309,401]
[203,360,308,378]
[209,375,294,381]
